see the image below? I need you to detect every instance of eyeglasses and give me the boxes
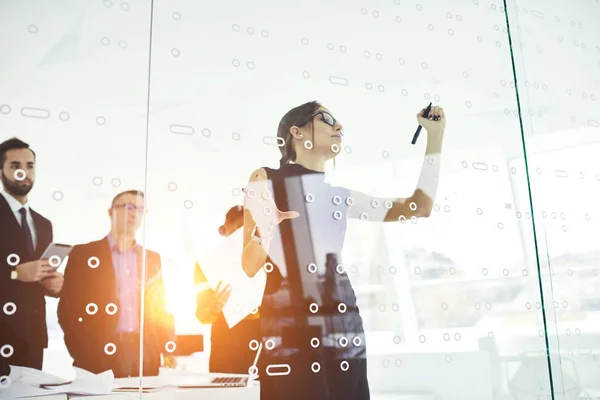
[114,203,146,214]
[301,111,342,134]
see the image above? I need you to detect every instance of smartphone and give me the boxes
[40,242,73,268]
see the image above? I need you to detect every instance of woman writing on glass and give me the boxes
[242,101,446,400]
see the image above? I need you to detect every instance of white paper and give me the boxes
[7,365,70,387]
[0,383,59,399]
[197,229,267,328]
[55,367,114,395]
[0,366,65,399]
[0,366,112,398]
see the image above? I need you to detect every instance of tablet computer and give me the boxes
[41,242,73,268]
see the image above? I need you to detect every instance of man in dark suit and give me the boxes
[58,190,175,377]
[0,138,64,376]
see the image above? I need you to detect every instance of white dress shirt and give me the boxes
[0,190,38,251]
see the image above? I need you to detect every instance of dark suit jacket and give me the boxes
[0,193,53,375]
[57,236,175,375]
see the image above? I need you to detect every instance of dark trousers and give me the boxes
[7,346,43,371]
[259,348,370,400]
[0,321,44,374]
[210,313,261,375]
[108,333,160,378]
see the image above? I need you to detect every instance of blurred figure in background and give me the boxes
[195,205,263,374]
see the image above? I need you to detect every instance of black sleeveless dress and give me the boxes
[258,163,370,400]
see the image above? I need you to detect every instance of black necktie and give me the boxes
[19,208,35,258]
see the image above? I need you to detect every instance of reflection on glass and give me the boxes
[1,0,600,398]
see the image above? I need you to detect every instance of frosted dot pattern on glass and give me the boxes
[0,0,599,398]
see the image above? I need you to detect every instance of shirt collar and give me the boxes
[0,190,30,214]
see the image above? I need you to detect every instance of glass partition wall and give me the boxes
[1,0,599,399]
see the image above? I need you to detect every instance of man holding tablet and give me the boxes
[0,137,64,374]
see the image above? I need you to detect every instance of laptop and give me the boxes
[113,343,261,391]
[112,375,250,392]
[177,375,249,389]
[177,338,261,388]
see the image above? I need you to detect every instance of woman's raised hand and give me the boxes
[243,180,299,240]
[417,105,446,134]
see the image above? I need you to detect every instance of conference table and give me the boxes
[15,358,436,399]
[70,389,429,400]
[25,373,433,400]
[70,385,260,399]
